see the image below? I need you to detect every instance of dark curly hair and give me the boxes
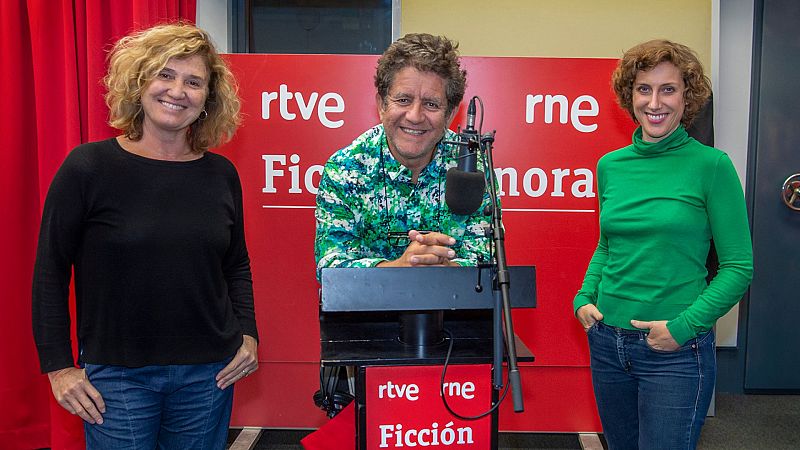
[375,33,467,116]
[612,39,711,127]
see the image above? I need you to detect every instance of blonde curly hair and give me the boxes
[612,39,711,127]
[104,22,240,153]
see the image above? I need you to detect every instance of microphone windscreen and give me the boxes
[445,168,486,215]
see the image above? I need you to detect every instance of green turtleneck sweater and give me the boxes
[574,126,753,345]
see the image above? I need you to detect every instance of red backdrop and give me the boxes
[221,54,636,431]
[3,4,638,444]
[1,1,194,449]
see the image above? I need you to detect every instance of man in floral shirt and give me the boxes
[314,33,494,278]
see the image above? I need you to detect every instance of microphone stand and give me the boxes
[481,131,524,413]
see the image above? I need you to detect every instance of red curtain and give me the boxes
[0,1,195,448]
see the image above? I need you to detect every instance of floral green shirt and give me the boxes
[314,125,494,279]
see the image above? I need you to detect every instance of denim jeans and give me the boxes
[83,360,234,450]
[587,321,715,450]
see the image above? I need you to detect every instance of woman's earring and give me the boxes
[198,109,208,121]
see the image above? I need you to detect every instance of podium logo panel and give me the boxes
[366,364,492,448]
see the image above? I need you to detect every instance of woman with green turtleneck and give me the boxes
[573,40,753,450]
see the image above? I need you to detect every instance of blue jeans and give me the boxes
[587,321,715,450]
[83,360,234,450]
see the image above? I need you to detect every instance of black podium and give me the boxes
[319,266,536,450]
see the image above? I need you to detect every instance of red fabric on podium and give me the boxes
[0,1,194,449]
[301,403,356,450]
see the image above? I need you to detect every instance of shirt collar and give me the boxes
[380,136,445,183]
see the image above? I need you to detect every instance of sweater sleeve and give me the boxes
[223,167,259,342]
[32,150,88,373]
[574,233,608,314]
[666,154,754,344]
[574,159,607,314]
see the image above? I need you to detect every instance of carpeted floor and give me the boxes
[697,393,800,450]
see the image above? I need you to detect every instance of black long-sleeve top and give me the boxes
[33,138,259,372]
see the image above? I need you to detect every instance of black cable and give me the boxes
[314,366,354,418]
[439,328,510,420]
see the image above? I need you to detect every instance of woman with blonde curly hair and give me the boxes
[574,40,752,449]
[32,23,258,449]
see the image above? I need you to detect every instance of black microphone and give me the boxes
[461,98,478,171]
[446,98,485,215]
[466,97,477,130]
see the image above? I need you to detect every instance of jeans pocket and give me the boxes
[644,338,678,354]
[83,363,101,380]
[645,332,707,354]
[694,329,715,347]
